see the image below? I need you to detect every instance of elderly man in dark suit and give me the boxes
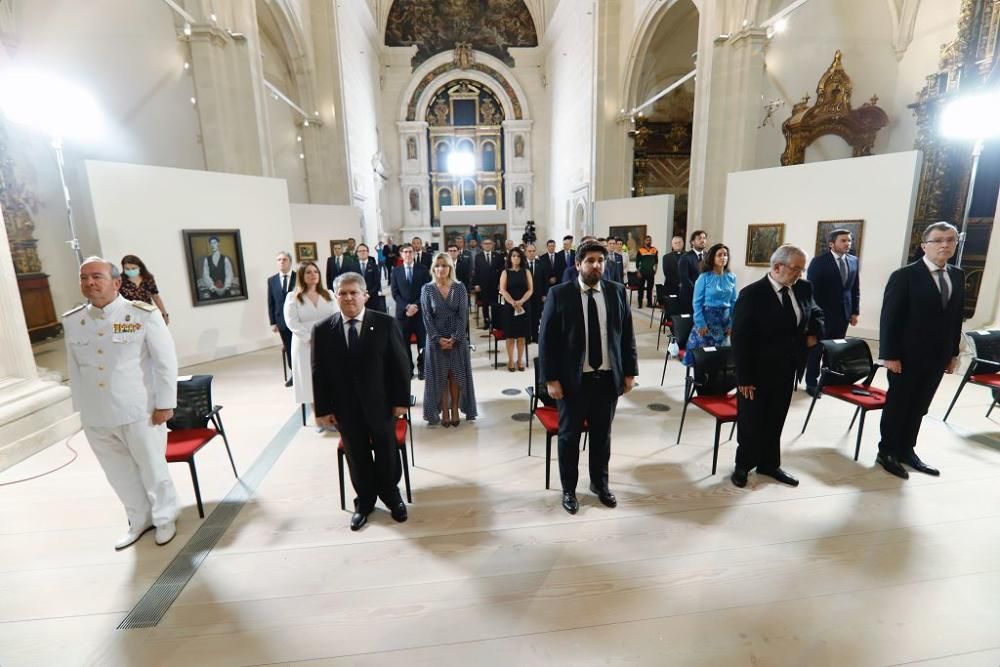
[267,251,297,386]
[678,229,708,312]
[473,237,505,329]
[390,244,431,379]
[313,272,411,531]
[876,221,964,479]
[540,241,638,515]
[731,244,824,489]
[805,228,861,397]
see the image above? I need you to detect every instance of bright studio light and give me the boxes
[0,69,103,142]
[774,18,788,33]
[940,91,1000,140]
[447,151,476,176]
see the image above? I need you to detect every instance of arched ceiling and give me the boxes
[384,0,539,67]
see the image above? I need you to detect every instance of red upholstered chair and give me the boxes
[675,346,738,474]
[661,313,694,386]
[943,329,1000,422]
[336,417,412,511]
[489,326,506,369]
[165,375,238,518]
[527,358,588,489]
[800,338,887,461]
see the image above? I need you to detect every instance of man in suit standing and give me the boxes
[326,241,359,290]
[473,237,505,329]
[525,243,547,343]
[453,241,473,289]
[540,241,638,515]
[555,235,574,283]
[355,243,384,312]
[382,237,399,282]
[390,245,431,379]
[805,228,861,397]
[678,229,708,312]
[661,235,685,296]
[876,221,964,479]
[313,272,411,531]
[731,244,824,489]
[539,239,560,295]
[606,237,626,280]
[411,236,433,269]
[268,251,297,386]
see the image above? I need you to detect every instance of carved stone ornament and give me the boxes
[780,51,889,166]
[453,42,475,70]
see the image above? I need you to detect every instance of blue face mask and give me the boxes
[123,268,141,278]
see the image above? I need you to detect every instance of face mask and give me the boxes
[124,268,140,278]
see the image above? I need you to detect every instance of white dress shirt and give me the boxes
[767,274,802,325]
[921,255,952,296]
[578,277,610,371]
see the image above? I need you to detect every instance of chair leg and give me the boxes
[545,433,552,490]
[188,460,205,519]
[854,411,867,461]
[711,420,722,475]
[219,436,239,478]
[676,397,690,444]
[528,413,534,456]
[988,400,997,418]
[399,440,412,504]
[582,431,588,451]
[943,379,969,422]
[801,393,819,434]
[848,406,861,431]
[727,421,736,441]
[337,448,346,511]
[407,408,415,466]
[649,306,655,328]
[301,403,307,426]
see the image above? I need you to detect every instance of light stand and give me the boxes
[51,137,83,265]
[956,137,984,268]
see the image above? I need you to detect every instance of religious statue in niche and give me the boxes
[454,42,475,70]
[428,99,450,126]
[409,188,420,212]
[480,99,499,126]
[514,134,524,158]
[406,136,417,160]
[515,186,524,209]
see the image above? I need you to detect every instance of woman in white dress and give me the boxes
[283,261,337,421]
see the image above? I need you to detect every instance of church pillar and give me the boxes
[503,119,534,237]
[398,121,431,229]
[593,0,629,201]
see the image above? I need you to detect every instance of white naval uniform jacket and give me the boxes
[63,295,178,428]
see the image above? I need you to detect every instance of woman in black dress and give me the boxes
[498,247,534,371]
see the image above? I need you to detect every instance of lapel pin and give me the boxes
[125,314,131,322]
[80,319,86,326]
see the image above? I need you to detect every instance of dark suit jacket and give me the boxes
[539,279,638,398]
[732,275,825,386]
[563,261,621,284]
[357,257,382,296]
[539,253,560,295]
[325,254,360,290]
[554,249,574,282]
[662,251,683,295]
[267,272,297,328]
[412,250,433,269]
[473,251,505,303]
[456,250,473,284]
[390,263,431,319]
[311,309,410,426]
[879,260,963,368]
[526,259,548,303]
[807,251,859,335]
[678,250,701,310]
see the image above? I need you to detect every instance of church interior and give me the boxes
[1,1,1000,665]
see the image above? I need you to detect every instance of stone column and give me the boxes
[0,213,36,380]
[398,121,430,228]
[503,119,534,234]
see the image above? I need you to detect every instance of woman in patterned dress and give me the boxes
[683,243,737,366]
[420,252,477,427]
[119,255,170,324]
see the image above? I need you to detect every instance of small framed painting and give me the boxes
[745,223,785,267]
[815,220,864,259]
[295,242,317,263]
[183,229,249,306]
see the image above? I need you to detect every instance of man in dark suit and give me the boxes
[805,228,861,396]
[539,241,639,515]
[539,239,560,296]
[267,251,297,386]
[606,237,626,280]
[313,272,411,530]
[473,238,505,329]
[876,221,964,479]
[390,245,431,379]
[678,229,708,312]
[326,241,359,290]
[453,242,473,289]
[355,243,385,312]
[661,235,685,296]
[731,244,824,489]
[555,235,574,283]
[411,236,433,269]
[525,244,548,342]
[382,237,399,282]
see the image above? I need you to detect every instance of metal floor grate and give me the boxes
[117,410,301,629]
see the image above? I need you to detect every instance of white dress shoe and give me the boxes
[114,522,153,551]
[154,522,177,546]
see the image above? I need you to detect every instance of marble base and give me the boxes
[0,377,79,472]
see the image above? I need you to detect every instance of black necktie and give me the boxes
[348,318,359,349]
[529,261,534,272]
[780,286,797,326]
[837,256,848,285]
[281,274,288,293]
[587,288,602,371]
[937,268,949,309]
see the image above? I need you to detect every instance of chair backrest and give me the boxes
[690,346,737,396]
[672,313,695,349]
[665,293,683,316]
[967,329,1000,365]
[532,357,556,407]
[167,375,214,430]
[819,338,873,385]
[626,271,641,289]
[654,284,666,308]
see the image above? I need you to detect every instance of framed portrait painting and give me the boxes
[609,224,647,263]
[745,223,785,267]
[183,229,249,306]
[329,239,350,256]
[815,220,864,259]
[294,241,317,263]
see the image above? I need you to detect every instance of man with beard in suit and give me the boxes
[678,229,708,312]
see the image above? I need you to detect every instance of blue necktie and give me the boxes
[406,266,412,283]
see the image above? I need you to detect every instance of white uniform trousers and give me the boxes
[84,420,179,528]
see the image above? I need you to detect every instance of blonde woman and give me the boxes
[284,262,337,422]
[420,252,477,426]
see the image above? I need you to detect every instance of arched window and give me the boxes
[483,187,497,206]
[435,142,450,173]
[460,180,476,205]
[482,141,496,171]
[439,188,453,208]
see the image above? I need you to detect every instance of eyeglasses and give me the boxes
[923,238,958,245]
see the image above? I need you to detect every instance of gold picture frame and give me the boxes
[745,223,785,267]
[294,242,317,264]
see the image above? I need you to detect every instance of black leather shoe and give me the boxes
[756,467,800,487]
[589,483,617,508]
[417,370,425,381]
[876,453,909,480]
[731,469,748,488]
[902,452,940,476]
[561,491,579,515]
[805,386,822,399]
[390,502,408,523]
[350,511,368,531]
[284,378,293,387]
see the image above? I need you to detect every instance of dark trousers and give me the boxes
[735,361,796,471]
[338,414,402,513]
[482,299,498,328]
[879,363,946,457]
[557,373,618,492]
[278,325,293,374]
[805,315,848,388]
[397,314,425,372]
[638,272,655,306]
[529,297,543,343]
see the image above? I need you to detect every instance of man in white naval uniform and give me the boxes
[64,257,180,550]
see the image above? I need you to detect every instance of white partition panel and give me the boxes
[593,194,674,253]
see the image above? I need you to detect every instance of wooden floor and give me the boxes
[2,312,999,667]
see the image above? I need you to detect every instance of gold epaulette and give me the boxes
[130,300,158,312]
[62,303,86,317]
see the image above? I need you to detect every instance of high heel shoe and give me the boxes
[450,407,461,427]
[507,363,515,372]
[517,361,525,371]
